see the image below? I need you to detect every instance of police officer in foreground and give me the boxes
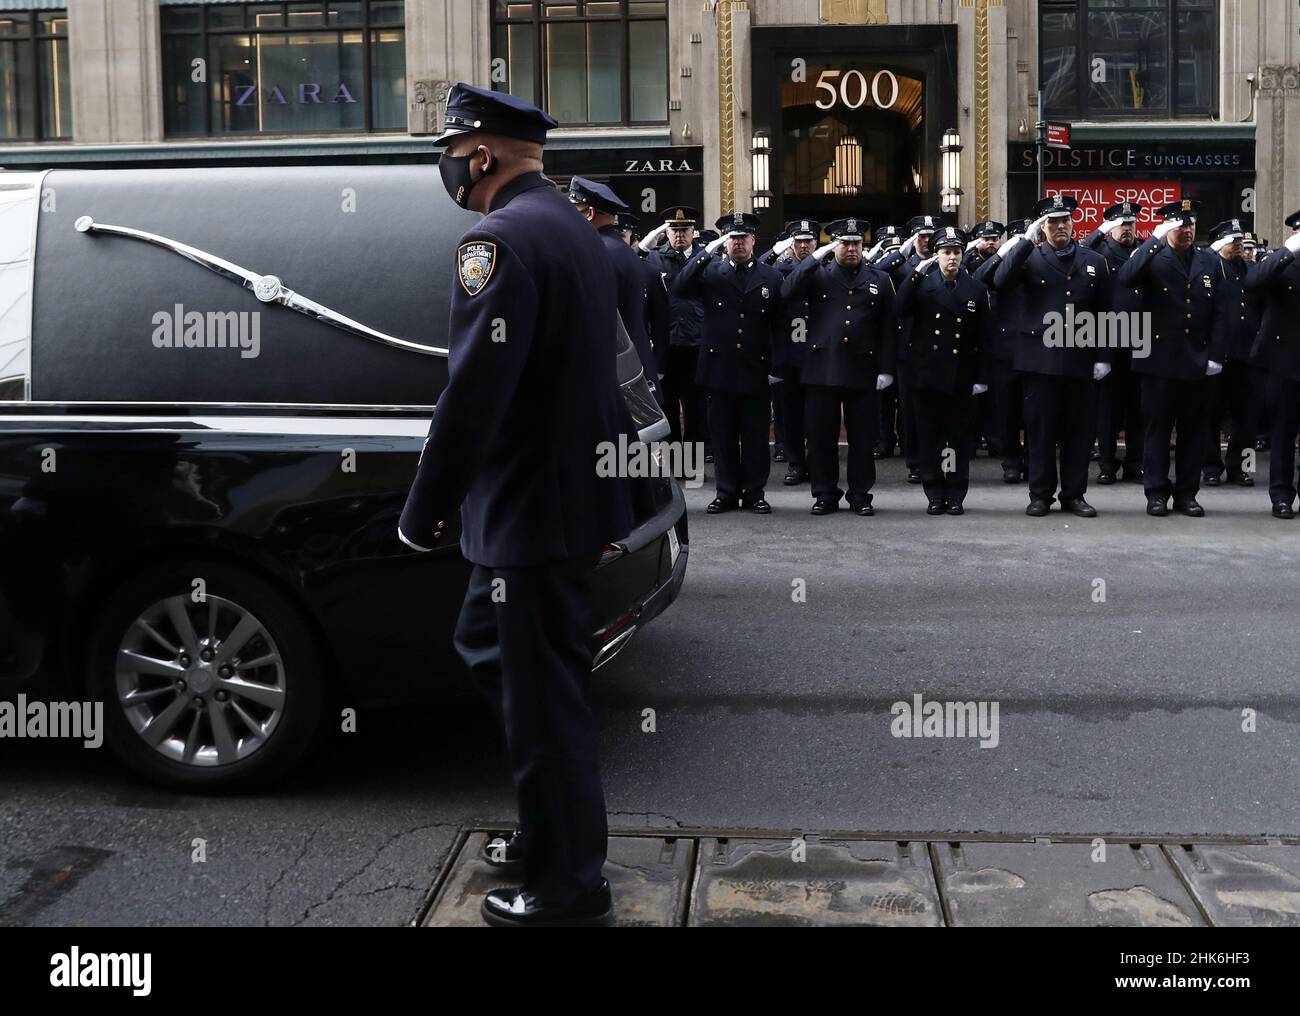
[675,212,785,514]
[896,227,992,514]
[1245,209,1300,516]
[781,217,896,515]
[569,176,663,400]
[1083,201,1145,485]
[400,83,634,927]
[641,207,707,449]
[1203,218,1261,488]
[990,195,1113,517]
[1118,198,1229,517]
[973,218,1029,484]
[770,218,821,485]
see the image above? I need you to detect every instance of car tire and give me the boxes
[86,559,326,793]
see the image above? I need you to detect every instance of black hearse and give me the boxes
[0,166,686,791]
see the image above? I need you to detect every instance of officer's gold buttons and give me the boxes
[936,313,941,319]
[739,313,745,318]
[935,329,940,335]
[933,344,939,350]
[736,342,742,348]
[436,521,445,530]
[955,333,961,339]
[842,337,849,343]
[845,320,851,325]
[956,317,963,323]
[952,348,958,354]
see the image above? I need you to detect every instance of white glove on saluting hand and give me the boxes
[637,223,669,252]
[768,374,782,385]
[1285,232,1300,254]
[997,235,1023,257]
[1154,218,1181,241]
[865,240,884,262]
[1210,236,1235,253]
[1093,362,1112,382]
[1025,213,1051,244]
[876,374,895,392]
[1206,360,1224,377]
[773,236,796,257]
[901,235,917,258]
[972,383,989,396]
[1100,218,1125,236]
[706,234,729,254]
[915,254,940,275]
[814,241,837,261]
[966,239,981,252]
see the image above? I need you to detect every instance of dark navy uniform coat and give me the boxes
[1116,236,1230,380]
[1246,246,1300,380]
[895,266,992,395]
[674,251,785,395]
[644,242,705,349]
[599,223,660,385]
[972,251,1019,364]
[779,253,897,389]
[771,255,810,378]
[1213,256,1261,363]
[990,239,1115,378]
[399,172,635,566]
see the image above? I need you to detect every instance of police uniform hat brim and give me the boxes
[1157,200,1200,223]
[974,221,1005,239]
[567,175,629,215]
[433,81,559,146]
[1006,219,1029,237]
[934,228,967,251]
[617,212,641,232]
[1209,220,1245,243]
[785,219,821,241]
[1103,202,1142,223]
[663,206,698,228]
[1034,195,1078,219]
[698,230,720,244]
[905,216,938,236]
[827,218,868,242]
[715,212,760,235]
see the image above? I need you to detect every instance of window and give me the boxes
[0,9,72,141]
[492,0,668,126]
[1040,0,1217,119]
[161,1,405,136]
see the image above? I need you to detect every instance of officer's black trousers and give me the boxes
[897,367,921,470]
[771,382,786,450]
[1264,373,1300,505]
[665,345,708,449]
[804,384,878,503]
[912,385,975,505]
[1140,374,1210,499]
[707,388,771,499]
[878,378,900,452]
[1022,373,1097,503]
[453,552,606,904]
[1204,360,1262,480]
[781,366,807,468]
[990,359,1025,471]
[1096,358,1145,473]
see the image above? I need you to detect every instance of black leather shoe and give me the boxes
[907,469,923,484]
[810,497,839,515]
[1229,474,1255,487]
[848,499,875,516]
[1063,497,1098,518]
[1146,495,1170,517]
[1173,497,1205,517]
[706,496,738,514]
[484,830,527,867]
[1089,445,1101,462]
[1273,502,1295,519]
[1202,473,1221,487]
[1097,470,1116,485]
[773,444,786,462]
[1002,466,1022,484]
[743,497,772,514]
[946,501,965,516]
[926,499,946,516]
[481,879,613,928]
[782,467,808,485]
[1025,499,1050,517]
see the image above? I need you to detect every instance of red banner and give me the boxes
[1046,181,1182,240]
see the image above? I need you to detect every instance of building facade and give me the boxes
[2,0,1298,241]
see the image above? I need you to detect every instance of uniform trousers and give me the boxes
[804,384,878,503]
[781,366,807,469]
[1096,358,1145,473]
[1265,373,1300,506]
[1204,360,1262,481]
[1140,374,1210,499]
[1022,374,1097,503]
[912,385,976,504]
[991,360,1025,472]
[664,345,707,449]
[707,389,771,500]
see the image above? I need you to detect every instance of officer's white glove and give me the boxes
[1025,213,1051,244]
[1101,217,1125,236]
[1154,218,1181,241]
[876,373,894,391]
[1285,232,1300,254]
[914,254,940,275]
[1093,362,1112,382]
[768,374,781,385]
[773,236,796,257]
[1206,360,1224,377]
[1210,236,1235,253]
[706,234,729,254]
[813,241,837,261]
[997,235,1024,257]
[637,222,669,252]
[865,240,884,262]
[966,239,981,252]
[901,235,917,258]
[972,383,989,396]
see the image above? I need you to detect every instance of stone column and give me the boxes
[406,0,492,135]
[1255,65,1300,238]
[67,0,163,143]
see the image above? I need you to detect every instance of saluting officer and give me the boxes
[1245,209,1300,517]
[1118,198,1230,517]
[642,207,707,448]
[401,83,633,927]
[878,214,941,483]
[962,222,1004,459]
[617,210,640,247]
[973,218,1029,484]
[895,227,992,514]
[675,212,785,514]
[990,195,1113,517]
[569,176,663,398]
[781,217,897,515]
[1082,201,1145,485]
[962,221,1004,274]
[1202,219,1262,488]
[770,218,820,486]
[868,224,905,458]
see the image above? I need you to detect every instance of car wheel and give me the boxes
[86,560,326,792]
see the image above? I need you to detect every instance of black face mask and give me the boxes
[438,152,488,208]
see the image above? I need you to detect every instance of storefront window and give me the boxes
[0,10,72,141]
[161,1,406,136]
[492,0,668,126]
[1040,0,1217,119]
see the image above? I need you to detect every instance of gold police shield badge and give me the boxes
[458,241,497,297]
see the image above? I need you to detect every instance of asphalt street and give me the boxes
[3,451,1299,926]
